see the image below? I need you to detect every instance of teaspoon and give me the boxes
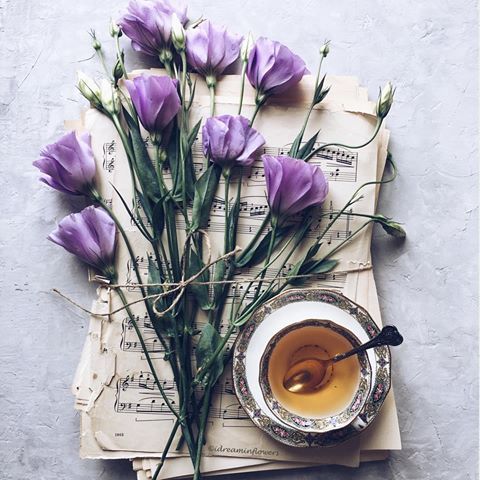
[282,325,403,394]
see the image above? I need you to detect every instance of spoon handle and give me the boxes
[332,325,403,363]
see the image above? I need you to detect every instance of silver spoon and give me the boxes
[283,325,403,394]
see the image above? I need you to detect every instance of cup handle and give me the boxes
[351,416,368,432]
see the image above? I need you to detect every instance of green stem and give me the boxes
[209,84,216,116]
[114,34,128,80]
[238,61,248,115]
[250,102,262,126]
[315,56,324,89]
[152,420,180,480]
[163,59,174,78]
[223,169,231,251]
[192,387,213,480]
[115,288,179,418]
[236,213,270,265]
[305,118,383,162]
[322,220,374,261]
[94,48,111,80]
[253,217,277,302]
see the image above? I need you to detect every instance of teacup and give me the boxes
[259,319,372,433]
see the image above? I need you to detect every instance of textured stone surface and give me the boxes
[0,0,478,479]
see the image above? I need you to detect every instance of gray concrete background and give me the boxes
[0,0,478,479]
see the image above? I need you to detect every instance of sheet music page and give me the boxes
[69,73,398,465]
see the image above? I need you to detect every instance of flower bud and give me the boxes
[159,48,174,65]
[110,19,122,38]
[376,81,395,119]
[100,80,121,116]
[319,41,330,57]
[171,13,186,52]
[77,71,102,109]
[113,57,124,85]
[240,32,254,63]
[375,215,406,238]
[90,30,102,51]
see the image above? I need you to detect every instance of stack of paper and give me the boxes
[67,71,401,479]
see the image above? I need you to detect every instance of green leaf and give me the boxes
[136,190,153,225]
[151,199,165,240]
[313,75,330,105]
[304,241,322,262]
[165,126,182,200]
[235,225,291,268]
[302,258,338,275]
[147,255,162,299]
[298,130,320,160]
[190,164,221,232]
[226,193,241,252]
[289,131,303,158]
[110,183,151,239]
[187,119,202,151]
[124,111,162,203]
[288,258,338,286]
[196,323,225,386]
[186,249,212,310]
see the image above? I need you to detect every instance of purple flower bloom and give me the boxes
[119,0,188,58]
[48,206,117,274]
[125,75,181,137]
[33,132,96,196]
[262,155,328,217]
[186,21,243,82]
[202,115,265,169]
[247,37,308,98]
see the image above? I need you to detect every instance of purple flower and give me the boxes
[262,155,329,217]
[49,206,117,274]
[203,115,265,169]
[119,0,188,58]
[125,75,181,138]
[33,132,96,196]
[247,37,308,98]
[186,21,243,83]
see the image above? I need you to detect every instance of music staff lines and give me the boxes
[115,375,249,420]
[144,140,357,184]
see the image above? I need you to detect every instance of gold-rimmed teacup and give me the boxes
[259,319,372,433]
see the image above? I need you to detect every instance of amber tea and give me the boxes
[267,323,361,418]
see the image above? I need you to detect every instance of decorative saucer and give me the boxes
[232,289,392,447]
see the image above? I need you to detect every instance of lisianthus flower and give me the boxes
[49,206,117,275]
[125,74,181,142]
[202,115,265,169]
[119,0,188,60]
[34,131,96,196]
[186,21,243,86]
[262,155,328,218]
[247,37,308,99]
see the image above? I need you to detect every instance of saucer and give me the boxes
[232,289,392,447]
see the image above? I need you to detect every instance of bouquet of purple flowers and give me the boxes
[35,1,404,478]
